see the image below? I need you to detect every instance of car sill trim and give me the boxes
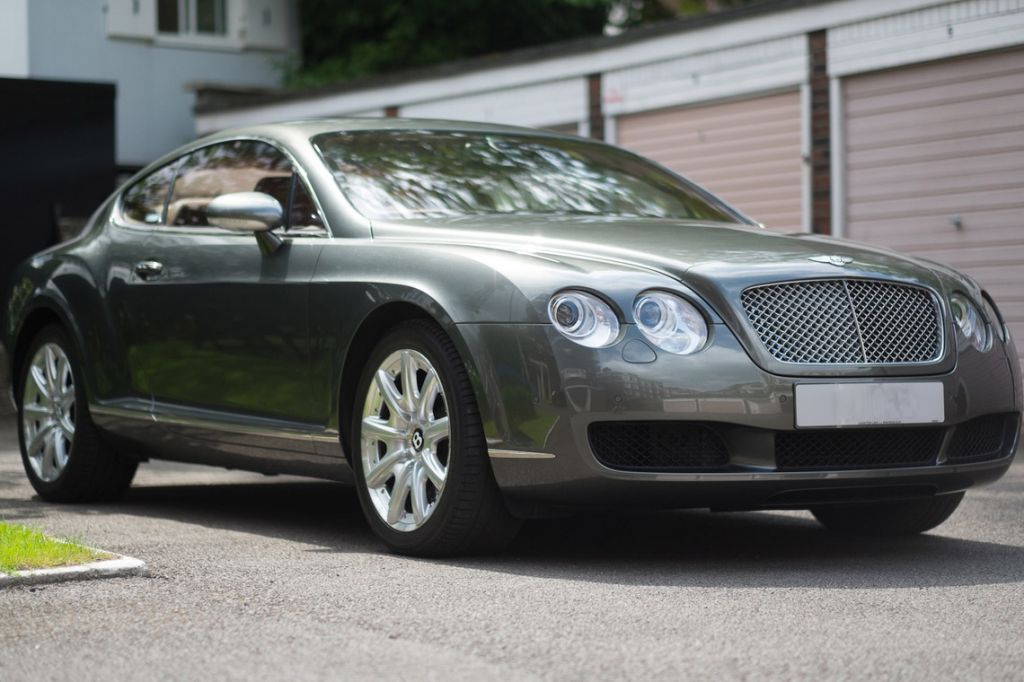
[489,449,556,460]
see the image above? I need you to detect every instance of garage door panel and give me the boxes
[630,130,798,166]
[849,150,1024,197]
[635,119,800,146]
[847,104,1024,150]
[845,49,1024,98]
[847,129,1024,169]
[911,243,1024,270]
[626,96,799,131]
[851,204,1024,236]
[880,231,1024,255]
[618,92,803,232]
[849,173,1024,205]
[845,50,1024,378]
[847,89,1024,135]
[697,171,804,195]
[848,187,1024,222]
[846,71,1024,118]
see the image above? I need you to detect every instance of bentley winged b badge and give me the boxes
[809,254,854,266]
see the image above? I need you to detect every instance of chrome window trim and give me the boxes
[111,134,331,239]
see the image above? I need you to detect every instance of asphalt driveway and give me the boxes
[1,415,1022,680]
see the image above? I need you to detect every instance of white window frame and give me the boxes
[156,0,238,49]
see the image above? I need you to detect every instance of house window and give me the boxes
[158,0,227,36]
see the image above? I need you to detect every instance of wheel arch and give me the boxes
[335,299,495,464]
[9,301,81,404]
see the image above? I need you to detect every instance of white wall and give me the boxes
[27,0,297,167]
[0,0,29,78]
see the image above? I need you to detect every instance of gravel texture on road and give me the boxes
[1,416,1021,681]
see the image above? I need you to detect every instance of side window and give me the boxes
[166,140,292,227]
[121,162,178,224]
[289,180,325,231]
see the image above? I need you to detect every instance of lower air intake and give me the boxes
[588,421,729,472]
[946,414,1019,463]
[775,427,945,471]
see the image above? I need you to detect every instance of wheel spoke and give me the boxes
[423,417,449,447]
[44,346,59,396]
[410,463,429,524]
[27,423,55,455]
[54,432,70,470]
[420,449,447,489]
[364,448,407,489]
[58,414,75,441]
[361,417,404,443]
[387,461,413,525]
[55,354,69,390]
[400,351,419,413]
[30,365,51,401]
[375,370,407,421]
[417,372,439,421]
[22,403,50,420]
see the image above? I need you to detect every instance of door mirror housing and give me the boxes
[206,192,284,232]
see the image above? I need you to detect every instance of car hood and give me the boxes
[371,215,951,290]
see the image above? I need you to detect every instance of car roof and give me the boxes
[127,118,598,191]
[201,117,575,144]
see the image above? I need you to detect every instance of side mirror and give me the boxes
[206,191,284,232]
[206,191,286,255]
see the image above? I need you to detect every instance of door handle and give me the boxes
[134,260,164,280]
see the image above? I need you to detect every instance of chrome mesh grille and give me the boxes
[741,279,942,364]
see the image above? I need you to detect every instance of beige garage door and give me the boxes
[617,92,804,232]
[844,49,1024,366]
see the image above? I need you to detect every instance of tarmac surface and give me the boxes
[1,415,1022,680]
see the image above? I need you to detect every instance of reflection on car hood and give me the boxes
[371,215,945,285]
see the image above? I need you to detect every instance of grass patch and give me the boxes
[0,522,109,575]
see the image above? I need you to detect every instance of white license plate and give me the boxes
[794,382,944,428]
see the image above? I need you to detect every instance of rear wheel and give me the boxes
[17,325,137,502]
[811,492,964,536]
[351,320,520,556]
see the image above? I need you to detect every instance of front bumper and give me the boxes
[459,322,1021,512]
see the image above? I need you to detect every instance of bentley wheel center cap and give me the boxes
[411,429,424,452]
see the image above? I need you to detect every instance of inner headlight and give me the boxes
[548,291,620,348]
[633,291,708,355]
[950,293,991,352]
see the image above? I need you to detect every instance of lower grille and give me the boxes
[775,427,945,471]
[947,414,1019,463]
[588,421,729,472]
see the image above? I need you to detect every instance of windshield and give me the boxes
[313,130,743,223]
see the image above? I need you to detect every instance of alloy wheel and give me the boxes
[360,349,450,532]
[22,342,76,482]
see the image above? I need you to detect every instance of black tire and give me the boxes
[16,325,137,502]
[811,492,965,536]
[351,319,521,556]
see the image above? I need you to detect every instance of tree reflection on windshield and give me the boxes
[314,130,740,223]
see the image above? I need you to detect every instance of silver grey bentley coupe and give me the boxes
[3,119,1020,556]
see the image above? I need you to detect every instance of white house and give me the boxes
[0,0,299,168]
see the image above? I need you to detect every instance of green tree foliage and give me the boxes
[613,0,759,28]
[288,0,760,88]
[289,0,613,88]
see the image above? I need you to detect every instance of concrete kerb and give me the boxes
[0,553,147,588]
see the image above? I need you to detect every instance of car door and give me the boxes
[129,139,328,467]
[93,160,180,414]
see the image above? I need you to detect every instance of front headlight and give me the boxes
[548,290,620,348]
[633,291,708,355]
[950,293,991,352]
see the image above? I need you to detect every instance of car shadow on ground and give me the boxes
[2,464,1023,590]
